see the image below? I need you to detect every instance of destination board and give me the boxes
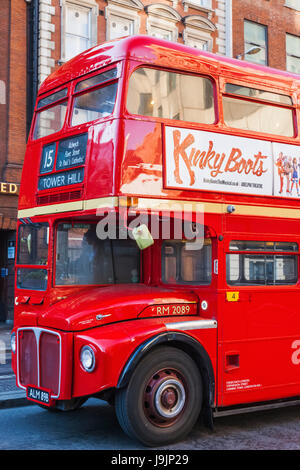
[38,168,84,190]
[56,133,88,170]
[40,142,56,174]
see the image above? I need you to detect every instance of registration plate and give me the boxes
[27,385,52,406]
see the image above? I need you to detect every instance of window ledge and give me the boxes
[284,2,300,12]
[182,1,213,15]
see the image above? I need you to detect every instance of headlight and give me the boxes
[80,345,95,372]
[11,333,16,354]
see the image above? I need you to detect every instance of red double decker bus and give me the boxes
[11,35,300,446]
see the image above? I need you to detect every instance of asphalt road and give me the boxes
[1,397,300,451]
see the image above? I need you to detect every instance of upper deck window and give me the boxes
[127,67,215,124]
[33,88,68,140]
[223,83,294,137]
[37,88,68,109]
[71,69,119,127]
[75,68,118,92]
[225,84,292,106]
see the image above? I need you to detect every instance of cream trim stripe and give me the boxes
[18,200,83,218]
[17,197,118,219]
[18,196,300,219]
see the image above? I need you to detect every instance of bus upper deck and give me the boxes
[18,35,300,221]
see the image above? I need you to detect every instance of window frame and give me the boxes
[161,238,213,287]
[53,220,142,288]
[69,64,121,129]
[226,239,299,287]
[244,20,268,66]
[60,0,98,64]
[182,15,216,52]
[105,0,143,41]
[286,33,300,75]
[16,222,50,292]
[221,80,296,138]
[284,0,300,12]
[32,86,70,141]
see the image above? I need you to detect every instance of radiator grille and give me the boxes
[18,328,61,397]
[19,330,38,387]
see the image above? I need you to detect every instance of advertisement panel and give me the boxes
[165,126,300,198]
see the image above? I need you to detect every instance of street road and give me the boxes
[1,397,300,450]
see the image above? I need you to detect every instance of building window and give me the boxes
[145,4,181,42]
[109,16,134,39]
[244,20,267,65]
[182,15,216,51]
[286,34,300,74]
[105,0,143,41]
[183,0,212,12]
[187,37,209,50]
[61,0,98,62]
[284,0,300,11]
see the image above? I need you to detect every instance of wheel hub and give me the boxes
[161,388,176,408]
[143,369,187,427]
[155,379,186,418]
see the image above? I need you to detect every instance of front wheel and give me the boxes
[115,346,202,447]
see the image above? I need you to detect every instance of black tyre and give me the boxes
[115,346,202,447]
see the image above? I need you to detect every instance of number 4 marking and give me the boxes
[291,340,300,365]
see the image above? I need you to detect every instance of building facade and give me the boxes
[37,0,232,85]
[0,0,27,322]
[232,0,300,72]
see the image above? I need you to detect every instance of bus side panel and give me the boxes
[118,120,164,197]
[85,120,118,201]
[218,216,300,407]
[19,142,43,210]
[72,318,217,401]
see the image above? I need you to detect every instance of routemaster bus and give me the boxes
[11,35,300,447]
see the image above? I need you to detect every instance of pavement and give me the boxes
[0,322,29,409]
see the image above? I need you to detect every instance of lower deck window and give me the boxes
[17,268,48,291]
[162,239,212,285]
[227,240,298,286]
[55,223,140,286]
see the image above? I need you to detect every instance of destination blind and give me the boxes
[38,168,84,190]
[38,133,87,190]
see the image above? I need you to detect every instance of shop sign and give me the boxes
[0,182,19,195]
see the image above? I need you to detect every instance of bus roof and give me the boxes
[39,35,300,96]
